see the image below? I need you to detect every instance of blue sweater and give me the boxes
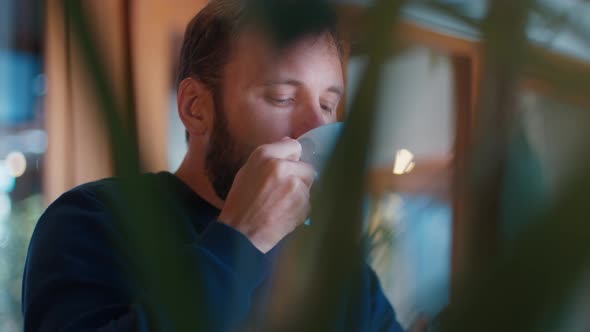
[22,172,404,331]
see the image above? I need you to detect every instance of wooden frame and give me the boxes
[339,5,590,304]
[521,45,590,109]
[360,20,482,196]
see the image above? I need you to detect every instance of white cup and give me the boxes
[297,122,344,177]
[296,122,344,225]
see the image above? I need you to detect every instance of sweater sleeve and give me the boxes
[22,188,269,332]
[184,220,271,331]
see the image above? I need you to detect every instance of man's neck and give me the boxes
[174,154,225,210]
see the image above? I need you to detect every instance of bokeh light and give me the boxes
[392,149,416,175]
[5,152,26,177]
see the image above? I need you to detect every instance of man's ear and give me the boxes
[178,77,214,138]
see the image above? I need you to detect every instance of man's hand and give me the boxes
[218,137,315,253]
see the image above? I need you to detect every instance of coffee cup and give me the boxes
[297,122,344,177]
[296,122,344,225]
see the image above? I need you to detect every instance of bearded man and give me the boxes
[22,1,404,331]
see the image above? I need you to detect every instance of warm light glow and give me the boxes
[5,152,27,177]
[393,149,415,175]
[405,161,416,173]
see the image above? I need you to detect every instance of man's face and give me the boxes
[205,31,344,200]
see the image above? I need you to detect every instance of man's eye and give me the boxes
[267,97,294,106]
[321,104,334,113]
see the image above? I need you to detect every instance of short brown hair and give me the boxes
[177,1,344,140]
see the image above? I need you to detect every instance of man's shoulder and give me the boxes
[37,177,124,232]
[47,176,123,212]
[28,174,171,261]
[38,173,165,233]
[50,173,164,209]
[68,176,122,198]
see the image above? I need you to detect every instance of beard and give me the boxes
[205,92,253,201]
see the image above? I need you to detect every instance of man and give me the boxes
[22,0,404,331]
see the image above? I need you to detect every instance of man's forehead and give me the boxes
[233,28,338,61]
[227,29,341,80]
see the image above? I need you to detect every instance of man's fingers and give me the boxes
[284,160,316,188]
[253,138,302,161]
[248,138,315,187]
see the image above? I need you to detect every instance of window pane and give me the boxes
[517,90,590,329]
[348,46,455,327]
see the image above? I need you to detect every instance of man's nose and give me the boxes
[292,103,328,138]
